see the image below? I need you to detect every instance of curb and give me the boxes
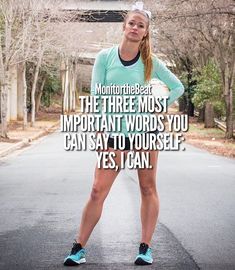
[0,121,60,158]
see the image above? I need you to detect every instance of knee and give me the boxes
[140,182,157,197]
[90,186,105,202]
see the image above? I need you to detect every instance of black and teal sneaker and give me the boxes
[134,243,153,265]
[64,242,86,266]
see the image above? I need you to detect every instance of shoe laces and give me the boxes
[70,242,83,255]
[139,243,149,255]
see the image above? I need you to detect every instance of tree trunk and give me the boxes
[187,100,194,116]
[9,65,17,120]
[63,58,69,113]
[215,28,234,139]
[17,62,27,129]
[0,81,9,138]
[179,96,186,112]
[0,68,10,138]
[60,60,65,115]
[70,61,76,112]
[17,63,24,120]
[204,102,214,128]
[31,57,42,127]
[69,64,73,112]
[0,29,8,137]
[198,106,205,122]
[22,63,27,130]
[224,88,234,139]
[35,77,46,114]
[221,61,234,139]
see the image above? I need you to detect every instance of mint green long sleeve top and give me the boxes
[90,46,184,136]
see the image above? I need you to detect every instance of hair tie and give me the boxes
[131,1,152,19]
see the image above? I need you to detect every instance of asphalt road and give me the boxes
[0,130,234,270]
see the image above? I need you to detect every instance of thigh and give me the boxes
[93,148,128,192]
[136,150,159,186]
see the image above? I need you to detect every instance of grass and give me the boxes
[188,123,225,137]
[185,117,235,158]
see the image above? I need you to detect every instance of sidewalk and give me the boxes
[0,119,60,158]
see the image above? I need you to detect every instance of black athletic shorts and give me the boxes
[107,130,159,151]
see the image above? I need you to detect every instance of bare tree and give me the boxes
[0,0,26,137]
[152,0,234,138]
[0,0,42,136]
[0,0,77,134]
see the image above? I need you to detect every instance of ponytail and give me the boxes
[124,10,153,82]
[139,31,153,82]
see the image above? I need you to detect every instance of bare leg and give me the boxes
[76,149,126,246]
[137,150,159,246]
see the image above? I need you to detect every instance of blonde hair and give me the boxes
[124,10,153,82]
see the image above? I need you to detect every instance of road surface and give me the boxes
[0,131,234,269]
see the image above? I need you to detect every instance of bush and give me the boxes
[41,71,61,107]
[192,61,225,118]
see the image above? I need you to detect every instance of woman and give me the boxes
[64,3,184,267]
